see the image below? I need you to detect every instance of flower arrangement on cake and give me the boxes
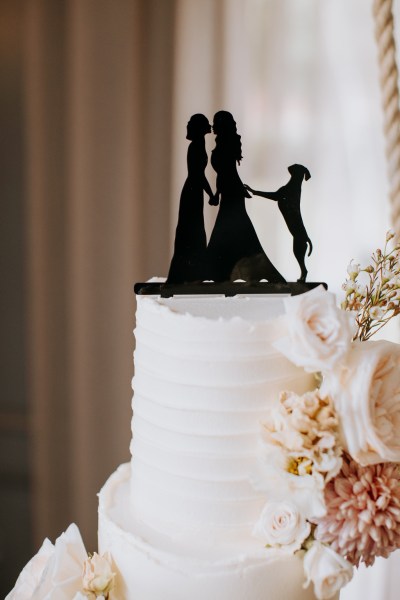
[251,229,400,600]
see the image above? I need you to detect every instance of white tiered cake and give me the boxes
[98,293,326,599]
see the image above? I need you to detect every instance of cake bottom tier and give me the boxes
[98,464,331,600]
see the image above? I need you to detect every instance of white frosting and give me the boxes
[99,464,328,600]
[98,294,327,599]
[130,295,315,539]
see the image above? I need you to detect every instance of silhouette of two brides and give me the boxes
[167,110,285,284]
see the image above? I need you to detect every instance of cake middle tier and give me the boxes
[130,295,315,539]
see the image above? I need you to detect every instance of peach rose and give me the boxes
[322,340,400,465]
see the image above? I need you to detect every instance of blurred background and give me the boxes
[1,0,399,597]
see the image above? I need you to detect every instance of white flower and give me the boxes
[253,501,310,553]
[342,279,356,293]
[322,340,400,465]
[303,542,353,600]
[6,524,87,600]
[369,306,384,319]
[83,552,115,597]
[262,390,342,483]
[386,229,395,241]
[346,261,360,279]
[312,450,342,481]
[355,282,367,297]
[251,446,327,520]
[273,285,355,373]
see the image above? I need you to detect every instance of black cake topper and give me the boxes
[135,111,326,297]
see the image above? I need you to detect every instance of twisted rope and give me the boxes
[373,0,400,233]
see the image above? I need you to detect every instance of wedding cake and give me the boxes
[97,292,328,600]
[7,106,400,598]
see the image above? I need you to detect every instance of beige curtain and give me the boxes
[25,0,175,549]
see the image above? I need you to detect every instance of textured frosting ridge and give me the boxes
[130,296,315,538]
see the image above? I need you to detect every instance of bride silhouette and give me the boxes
[167,114,216,283]
[206,111,285,283]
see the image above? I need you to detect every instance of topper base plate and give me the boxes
[134,281,327,297]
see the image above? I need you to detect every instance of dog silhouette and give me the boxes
[245,164,312,281]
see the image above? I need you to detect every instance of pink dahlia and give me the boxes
[313,453,400,567]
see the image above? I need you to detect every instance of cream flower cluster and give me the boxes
[253,283,400,600]
[262,389,342,483]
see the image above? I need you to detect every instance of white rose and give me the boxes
[273,286,355,373]
[322,340,400,465]
[253,501,310,552]
[6,524,87,600]
[303,542,353,600]
[83,552,116,597]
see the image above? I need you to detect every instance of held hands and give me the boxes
[209,193,220,206]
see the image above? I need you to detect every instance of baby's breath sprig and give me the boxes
[341,230,400,341]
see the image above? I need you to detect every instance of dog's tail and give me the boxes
[307,238,313,256]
